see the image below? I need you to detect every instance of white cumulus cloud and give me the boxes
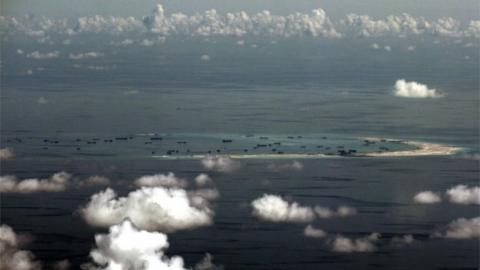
[201,155,240,172]
[0,172,72,193]
[134,173,188,188]
[0,224,41,270]
[80,187,215,232]
[83,219,187,270]
[413,191,442,204]
[394,79,442,98]
[251,194,316,223]
[0,148,14,160]
[304,225,327,238]
[0,172,109,193]
[330,233,380,253]
[445,185,480,205]
[433,217,480,239]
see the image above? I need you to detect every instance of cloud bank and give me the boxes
[2,4,478,42]
[394,79,441,98]
[80,186,215,232]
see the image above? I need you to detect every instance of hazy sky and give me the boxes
[3,0,479,21]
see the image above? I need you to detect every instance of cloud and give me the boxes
[120,38,134,46]
[193,253,223,270]
[304,225,327,238]
[384,45,391,51]
[330,233,380,253]
[0,148,14,160]
[200,54,210,61]
[195,174,212,187]
[68,51,104,60]
[0,172,72,193]
[140,39,155,46]
[414,185,479,205]
[0,172,109,193]
[433,217,480,239]
[251,194,357,223]
[26,51,59,59]
[37,97,48,104]
[143,4,341,39]
[80,186,215,232]
[16,49,24,55]
[251,194,315,223]
[2,5,479,42]
[445,185,480,205]
[267,161,303,171]
[394,79,442,98]
[78,176,111,188]
[0,224,41,270]
[83,219,187,270]
[201,155,240,173]
[342,13,477,39]
[134,173,188,188]
[390,234,415,247]
[52,259,71,270]
[314,205,357,218]
[413,191,442,204]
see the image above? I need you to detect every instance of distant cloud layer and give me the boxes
[394,79,442,98]
[1,4,478,43]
